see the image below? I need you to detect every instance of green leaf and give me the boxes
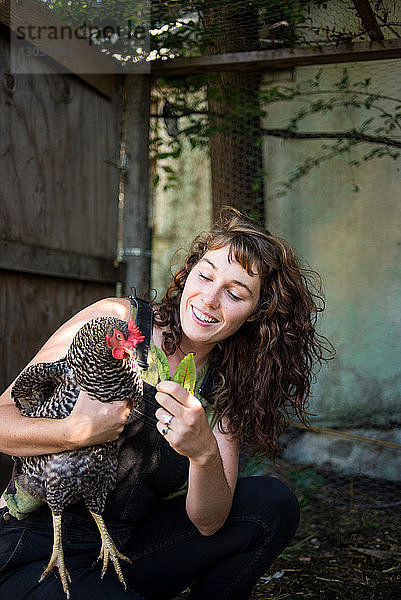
[155,346,170,380]
[364,520,380,529]
[172,353,196,394]
[161,165,175,174]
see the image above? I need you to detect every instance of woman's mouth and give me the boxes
[191,305,219,325]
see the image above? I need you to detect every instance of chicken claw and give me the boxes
[39,512,71,599]
[90,511,131,588]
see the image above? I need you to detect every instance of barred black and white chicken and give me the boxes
[9,315,144,598]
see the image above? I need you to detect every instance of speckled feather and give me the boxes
[11,317,143,516]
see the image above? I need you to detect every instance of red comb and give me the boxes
[128,315,145,348]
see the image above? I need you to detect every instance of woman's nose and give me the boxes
[201,287,220,309]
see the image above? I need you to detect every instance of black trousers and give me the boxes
[0,476,299,600]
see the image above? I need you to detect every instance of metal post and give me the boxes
[122,74,152,297]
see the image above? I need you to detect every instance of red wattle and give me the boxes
[112,347,125,360]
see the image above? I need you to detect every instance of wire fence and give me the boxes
[150,3,401,596]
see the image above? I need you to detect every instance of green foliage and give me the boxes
[270,69,401,196]
[43,0,147,28]
[153,66,401,201]
[41,0,147,62]
[44,1,401,207]
[172,353,196,394]
[155,346,170,381]
[155,347,197,394]
[149,0,323,59]
[150,0,329,218]
[363,520,380,529]
[289,468,324,510]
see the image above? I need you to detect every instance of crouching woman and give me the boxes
[0,208,331,599]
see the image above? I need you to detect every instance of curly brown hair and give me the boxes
[154,208,333,458]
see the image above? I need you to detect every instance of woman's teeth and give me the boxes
[192,306,218,323]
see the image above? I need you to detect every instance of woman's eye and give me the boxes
[227,290,243,302]
[198,272,212,281]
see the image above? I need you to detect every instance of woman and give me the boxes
[0,208,329,599]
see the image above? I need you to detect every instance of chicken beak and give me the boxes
[122,346,135,360]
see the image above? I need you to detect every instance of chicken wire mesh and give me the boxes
[148,0,401,60]
[150,2,401,596]
[151,44,401,496]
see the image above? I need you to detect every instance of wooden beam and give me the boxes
[151,38,401,77]
[0,0,124,98]
[0,240,125,284]
[353,0,384,42]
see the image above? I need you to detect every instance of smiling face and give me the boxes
[179,245,261,354]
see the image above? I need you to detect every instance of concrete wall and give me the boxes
[150,0,401,477]
[263,60,401,429]
[262,60,401,477]
[302,0,399,43]
[151,138,212,300]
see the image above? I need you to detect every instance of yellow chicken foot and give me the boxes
[90,511,131,588]
[39,512,71,599]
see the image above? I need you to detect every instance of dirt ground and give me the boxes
[249,462,401,600]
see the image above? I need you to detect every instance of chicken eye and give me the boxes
[115,331,123,341]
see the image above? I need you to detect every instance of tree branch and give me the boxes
[352,0,384,42]
[260,128,401,149]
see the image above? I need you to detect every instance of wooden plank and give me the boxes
[74,72,122,100]
[0,28,122,262]
[353,0,384,42]
[0,0,124,98]
[0,240,126,284]
[0,270,115,390]
[151,38,401,76]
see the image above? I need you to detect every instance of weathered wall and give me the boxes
[0,24,123,390]
[303,0,399,43]
[151,137,212,299]
[262,59,401,430]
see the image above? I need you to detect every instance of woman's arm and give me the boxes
[0,298,132,457]
[186,421,238,536]
[155,380,238,536]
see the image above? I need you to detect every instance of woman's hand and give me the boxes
[64,390,132,449]
[155,380,218,463]
[156,380,239,535]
